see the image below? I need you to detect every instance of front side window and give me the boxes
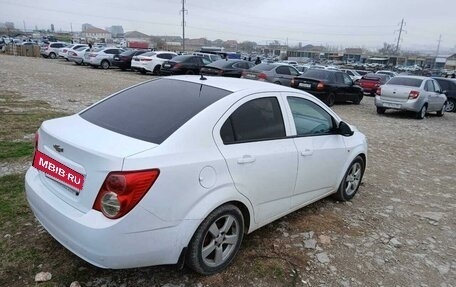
[287,97,334,136]
[220,97,286,144]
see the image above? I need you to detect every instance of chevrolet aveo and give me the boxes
[25,76,368,275]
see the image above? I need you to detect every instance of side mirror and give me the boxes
[441,90,447,94]
[338,121,354,137]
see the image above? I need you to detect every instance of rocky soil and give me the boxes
[0,54,455,287]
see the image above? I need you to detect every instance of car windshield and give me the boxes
[301,69,332,80]
[251,63,275,71]
[75,46,87,51]
[80,79,231,144]
[387,77,423,87]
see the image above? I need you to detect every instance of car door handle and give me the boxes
[300,149,314,156]
[237,155,256,164]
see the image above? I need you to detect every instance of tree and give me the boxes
[238,41,257,53]
[379,42,396,55]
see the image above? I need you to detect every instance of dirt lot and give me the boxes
[0,54,455,287]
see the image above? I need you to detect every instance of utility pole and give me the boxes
[395,18,406,54]
[23,20,26,32]
[70,23,73,33]
[433,35,442,69]
[180,0,187,52]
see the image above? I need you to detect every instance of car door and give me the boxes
[432,80,446,109]
[214,94,298,224]
[334,72,349,101]
[274,66,292,85]
[424,80,437,111]
[284,95,348,207]
[342,72,359,100]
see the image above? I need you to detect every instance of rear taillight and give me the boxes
[173,63,182,69]
[218,70,224,75]
[141,58,152,62]
[70,51,77,56]
[241,71,247,78]
[258,73,267,80]
[93,169,160,219]
[316,82,325,90]
[408,90,420,99]
[63,49,67,53]
[374,83,380,87]
[291,78,295,86]
[376,87,381,96]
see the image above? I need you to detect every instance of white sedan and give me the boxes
[25,76,368,274]
[131,51,177,75]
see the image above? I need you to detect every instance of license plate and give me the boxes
[163,63,170,68]
[33,150,84,191]
[383,103,401,109]
[245,73,256,79]
[114,56,119,60]
[299,83,311,88]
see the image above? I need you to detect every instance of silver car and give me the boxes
[375,76,447,119]
[242,63,301,86]
[85,47,125,69]
[40,42,67,59]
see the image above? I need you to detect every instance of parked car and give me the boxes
[433,77,456,112]
[67,47,91,65]
[242,63,300,86]
[359,73,391,96]
[200,59,254,78]
[340,69,362,83]
[375,76,447,119]
[282,60,298,67]
[112,50,149,71]
[355,70,370,76]
[40,42,67,59]
[296,65,310,73]
[376,70,398,77]
[59,44,88,61]
[291,69,363,106]
[85,47,126,69]
[131,51,177,74]
[160,55,211,75]
[193,52,222,62]
[26,76,367,275]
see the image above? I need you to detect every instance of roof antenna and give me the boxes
[200,72,207,81]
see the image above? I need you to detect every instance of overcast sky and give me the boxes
[1,0,455,51]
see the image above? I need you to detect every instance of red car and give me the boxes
[359,73,391,96]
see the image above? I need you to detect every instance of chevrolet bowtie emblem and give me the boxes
[53,144,64,152]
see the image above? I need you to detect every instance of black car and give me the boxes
[200,59,254,78]
[291,69,363,106]
[160,55,211,75]
[112,50,148,71]
[433,77,456,112]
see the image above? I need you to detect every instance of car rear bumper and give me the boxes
[25,167,189,269]
[375,96,424,112]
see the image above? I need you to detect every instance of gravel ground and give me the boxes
[1,54,455,287]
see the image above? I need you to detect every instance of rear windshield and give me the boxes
[252,64,275,71]
[80,79,231,144]
[301,69,332,80]
[207,60,236,68]
[141,52,156,57]
[171,55,193,62]
[387,77,423,87]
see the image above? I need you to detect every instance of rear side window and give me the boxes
[387,77,423,87]
[80,79,231,144]
[302,70,333,81]
[220,97,285,144]
[252,63,275,71]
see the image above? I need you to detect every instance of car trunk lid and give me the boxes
[35,115,158,213]
[380,85,414,103]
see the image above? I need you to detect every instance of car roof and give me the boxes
[166,75,298,93]
[394,75,429,80]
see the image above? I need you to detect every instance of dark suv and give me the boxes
[160,55,211,75]
[433,77,456,112]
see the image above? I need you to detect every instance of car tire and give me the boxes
[325,93,335,107]
[274,81,282,85]
[444,99,455,112]
[75,61,81,65]
[186,204,244,275]
[153,65,161,75]
[140,69,146,74]
[333,156,365,201]
[416,104,427,119]
[376,107,386,114]
[101,60,110,69]
[49,52,56,59]
[436,102,446,117]
[353,93,363,105]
